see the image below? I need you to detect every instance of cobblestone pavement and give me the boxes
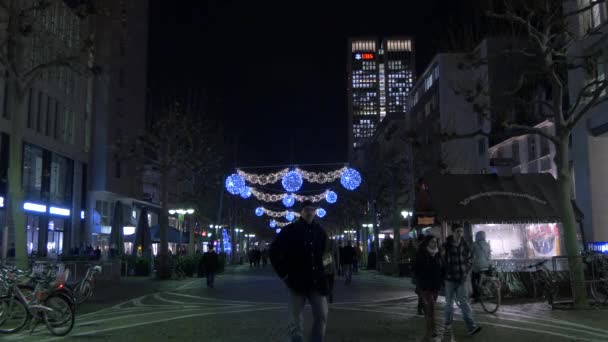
[5,266,608,341]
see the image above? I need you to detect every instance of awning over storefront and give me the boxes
[419,173,573,224]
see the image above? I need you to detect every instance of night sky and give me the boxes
[148,0,480,168]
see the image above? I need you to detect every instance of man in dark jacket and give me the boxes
[270,200,329,342]
[203,245,219,288]
[341,241,356,285]
[443,223,481,336]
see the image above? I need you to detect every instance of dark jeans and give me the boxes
[207,272,215,287]
[288,289,328,342]
[420,290,438,335]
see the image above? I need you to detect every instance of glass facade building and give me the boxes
[348,37,415,151]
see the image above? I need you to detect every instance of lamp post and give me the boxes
[401,210,413,239]
[169,208,195,255]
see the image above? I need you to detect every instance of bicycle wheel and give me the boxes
[591,280,608,305]
[479,279,501,314]
[75,280,93,304]
[43,294,75,336]
[544,283,559,306]
[0,296,30,333]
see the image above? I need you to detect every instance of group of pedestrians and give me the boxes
[248,248,268,268]
[412,224,487,340]
[269,199,488,341]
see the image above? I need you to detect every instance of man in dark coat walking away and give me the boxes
[203,245,220,288]
[443,223,481,336]
[270,200,330,342]
[341,241,356,285]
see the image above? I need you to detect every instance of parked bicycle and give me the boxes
[66,264,102,304]
[455,268,502,314]
[0,265,75,336]
[473,267,501,314]
[583,251,608,305]
[520,259,558,307]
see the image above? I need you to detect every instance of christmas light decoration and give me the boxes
[341,168,362,190]
[255,207,264,217]
[282,170,303,192]
[259,208,301,219]
[325,191,337,204]
[238,168,289,186]
[286,211,295,221]
[316,208,327,218]
[273,221,290,227]
[276,228,282,234]
[239,186,252,199]
[269,220,277,228]
[296,167,347,184]
[282,194,295,207]
[225,174,246,195]
[250,188,329,204]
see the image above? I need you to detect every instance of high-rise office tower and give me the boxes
[347,37,415,155]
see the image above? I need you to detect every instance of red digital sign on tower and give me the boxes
[355,53,375,61]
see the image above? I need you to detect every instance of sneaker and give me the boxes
[468,326,482,336]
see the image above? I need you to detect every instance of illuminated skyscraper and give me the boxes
[347,37,415,154]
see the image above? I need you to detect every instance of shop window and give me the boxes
[472,223,559,260]
[22,144,44,198]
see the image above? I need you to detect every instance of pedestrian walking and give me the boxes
[203,245,220,288]
[443,223,482,336]
[341,241,356,285]
[471,231,492,301]
[353,242,361,273]
[413,235,443,339]
[411,235,426,315]
[270,200,330,342]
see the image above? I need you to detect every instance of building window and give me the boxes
[477,138,486,156]
[22,144,44,198]
[511,140,520,165]
[527,135,537,161]
[592,0,606,27]
[50,152,73,204]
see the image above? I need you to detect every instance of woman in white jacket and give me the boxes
[472,231,492,300]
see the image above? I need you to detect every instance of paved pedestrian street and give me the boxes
[7,266,608,342]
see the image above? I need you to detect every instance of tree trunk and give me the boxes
[7,91,28,269]
[556,137,588,308]
[188,216,195,256]
[391,174,401,269]
[158,167,170,278]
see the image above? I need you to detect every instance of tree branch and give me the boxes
[503,122,560,145]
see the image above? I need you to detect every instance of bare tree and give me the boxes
[1,0,97,266]
[116,108,223,278]
[449,0,608,307]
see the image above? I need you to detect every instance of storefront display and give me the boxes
[472,223,559,260]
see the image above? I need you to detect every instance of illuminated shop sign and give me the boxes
[23,202,47,213]
[588,242,608,254]
[354,53,375,61]
[49,207,70,217]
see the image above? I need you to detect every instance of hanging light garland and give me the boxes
[271,220,290,228]
[251,188,330,204]
[296,167,347,184]
[255,207,264,217]
[237,168,289,186]
[235,166,357,187]
[269,220,277,228]
[286,211,295,221]
[256,207,301,219]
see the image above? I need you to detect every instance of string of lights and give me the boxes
[250,188,331,204]
[296,167,347,184]
[237,168,289,186]
[257,207,301,219]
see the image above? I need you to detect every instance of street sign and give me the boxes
[417,217,434,225]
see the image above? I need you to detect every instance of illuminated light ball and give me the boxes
[255,207,264,217]
[225,173,246,195]
[269,220,277,228]
[282,194,295,208]
[286,211,295,222]
[239,186,252,199]
[340,168,362,190]
[276,228,281,234]
[316,208,327,218]
[325,191,338,204]
[282,170,303,192]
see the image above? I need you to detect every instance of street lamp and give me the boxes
[401,211,412,219]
